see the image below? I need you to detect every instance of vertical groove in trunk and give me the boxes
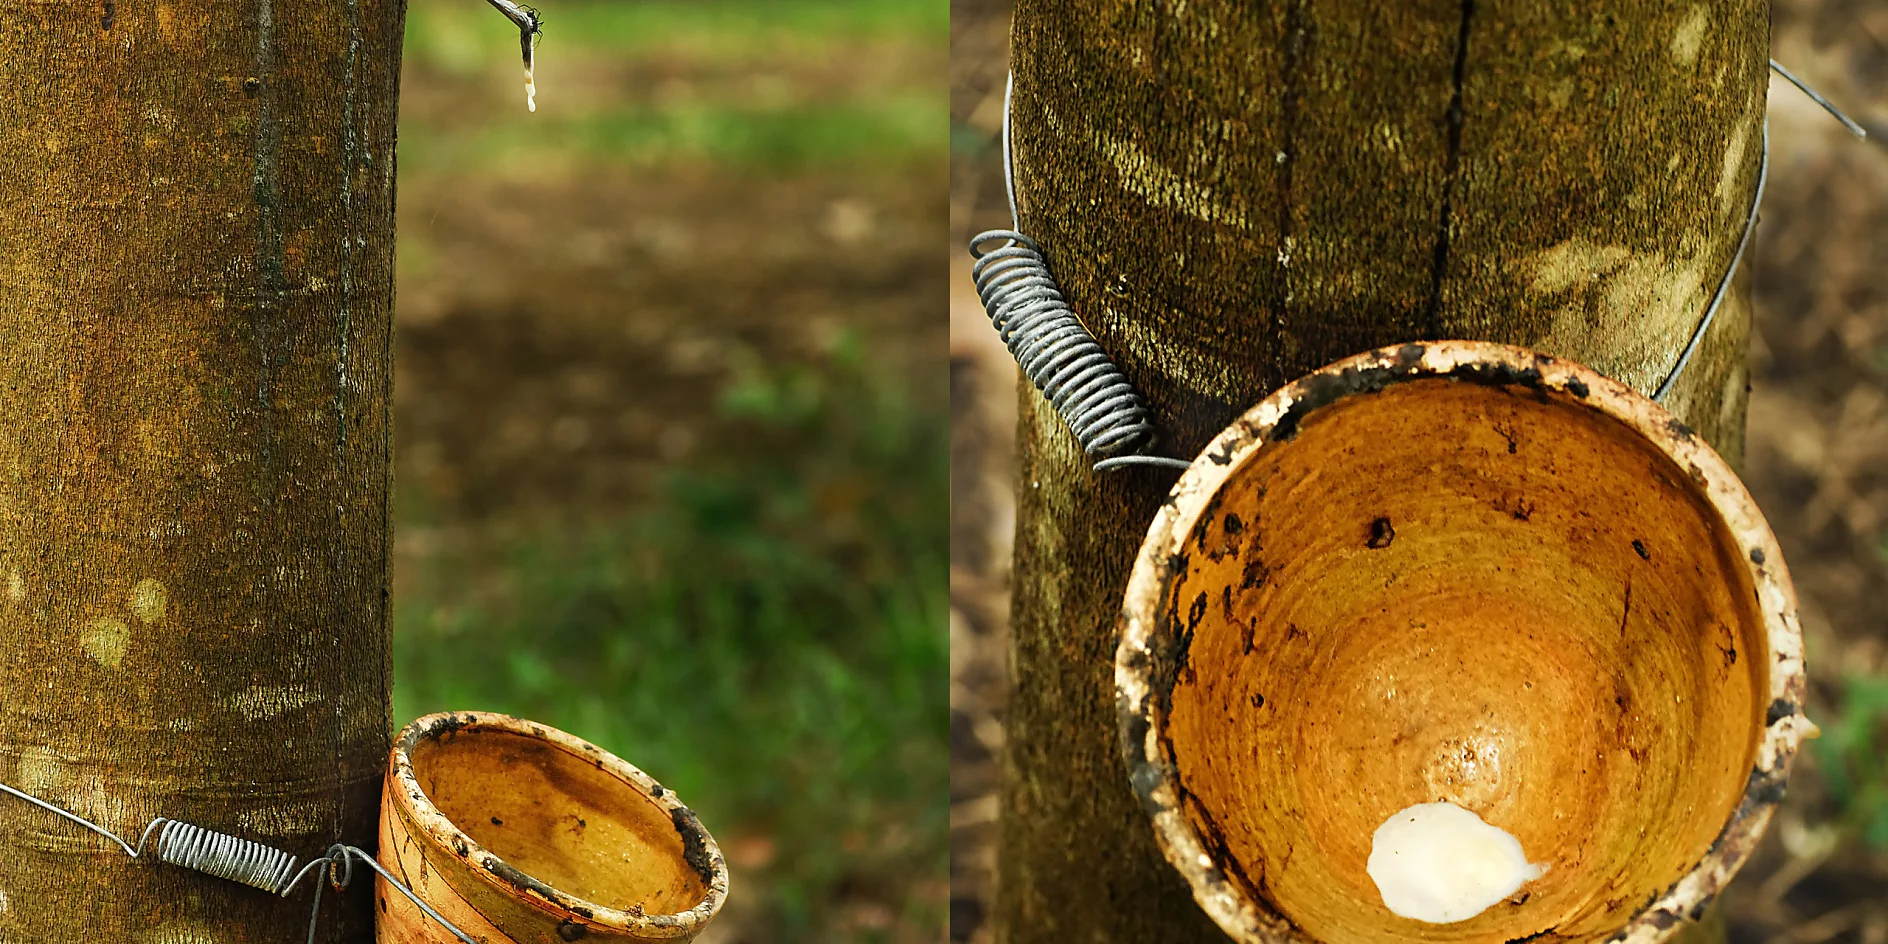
[0,3,405,941]
[998,1,1764,941]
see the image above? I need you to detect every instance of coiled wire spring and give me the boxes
[971,64,1866,470]
[1,781,476,944]
[968,73,1190,472]
[969,229,1181,470]
[141,818,301,894]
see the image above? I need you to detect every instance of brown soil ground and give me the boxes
[397,166,942,529]
[949,2,1888,942]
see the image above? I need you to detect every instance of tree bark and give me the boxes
[997,1,1765,941]
[0,2,403,942]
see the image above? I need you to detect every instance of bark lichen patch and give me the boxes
[1091,130,1250,229]
[141,925,220,944]
[1543,79,1574,112]
[236,798,329,835]
[14,751,68,796]
[129,578,167,624]
[1716,121,1752,217]
[1528,239,1631,296]
[1669,7,1709,68]
[228,683,317,721]
[1534,248,1709,388]
[4,571,21,602]
[153,4,178,41]
[82,616,131,669]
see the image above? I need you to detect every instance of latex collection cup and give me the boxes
[1117,342,1813,944]
[377,712,728,943]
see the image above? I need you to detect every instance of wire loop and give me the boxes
[971,60,1866,450]
[138,818,300,894]
[0,781,477,944]
[966,73,1189,472]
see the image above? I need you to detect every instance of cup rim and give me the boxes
[1114,341,1812,944]
[389,710,730,937]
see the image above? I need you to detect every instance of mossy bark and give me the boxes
[0,2,404,942]
[998,1,1765,941]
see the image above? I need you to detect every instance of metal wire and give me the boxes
[968,231,1182,471]
[283,844,480,944]
[1768,59,1867,139]
[968,74,1190,472]
[0,780,477,944]
[138,818,300,894]
[1651,121,1769,403]
[975,61,1867,428]
[1654,61,1865,402]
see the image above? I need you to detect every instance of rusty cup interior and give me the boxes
[1117,343,1810,944]
[393,712,727,934]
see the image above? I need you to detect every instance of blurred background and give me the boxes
[389,2,945,941]
[949,1,1888,942]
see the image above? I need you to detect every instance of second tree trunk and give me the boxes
[997,1,1765,941]
[0,3,404,941]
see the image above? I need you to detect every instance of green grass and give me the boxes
[1816,673,1888,849]
[406,0,947,71]
[393,4,946,934]
[392,337,947,939]
[399,95,947,173]
[399,0,946,173]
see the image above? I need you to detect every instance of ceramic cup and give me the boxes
[1116,342,1813,944]
[377,711,728,943]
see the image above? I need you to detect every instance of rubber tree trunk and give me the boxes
[0,3,403,942]
[997,1,1766,941]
